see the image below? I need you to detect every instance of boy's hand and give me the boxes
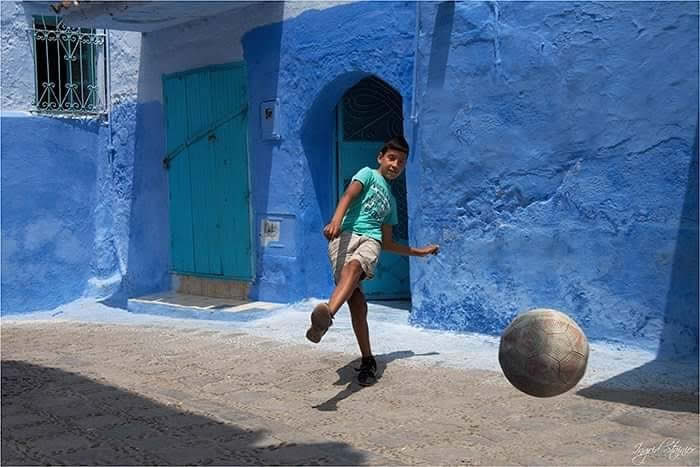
[323,221,342,240]
[417,244,439,256]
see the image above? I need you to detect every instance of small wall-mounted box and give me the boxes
[260,99,281,141]
[258,214,296,256]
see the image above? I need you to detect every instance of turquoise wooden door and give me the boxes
[336,77,410,299]
[163,63,252,280]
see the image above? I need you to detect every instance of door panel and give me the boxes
[184,71,211,139]
[164,77,195,273]
[164,63,251,280]
[215,117,252,278]
[337,78,410,299]
[188,137,221,275]
[337,140,410,299]
[215,65,252,279]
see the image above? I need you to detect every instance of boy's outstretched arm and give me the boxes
[323,180,363,240]
[381,224,439,256]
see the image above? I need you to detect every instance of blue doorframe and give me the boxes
[163,62,253,280]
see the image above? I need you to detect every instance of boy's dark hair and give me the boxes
[380,135,409,156]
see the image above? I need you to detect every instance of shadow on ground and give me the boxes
[312,350,439,411]
[1,360,366,465]
[577,359,699,414]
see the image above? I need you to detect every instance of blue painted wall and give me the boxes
[408,1,699,358]
[100,100,171,306]
[1,102,170,314]
[2,0,697,361]
[1,1,169,314]
[1,115,100,313]
[242,2,416,302]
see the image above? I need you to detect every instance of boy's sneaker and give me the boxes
[306,303,333,343]
[356,355,377,386]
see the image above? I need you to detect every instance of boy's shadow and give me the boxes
[312,350,439,411]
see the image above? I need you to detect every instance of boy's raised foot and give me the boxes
[306,303,333,343]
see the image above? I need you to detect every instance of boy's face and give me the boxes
[377,148,407,180]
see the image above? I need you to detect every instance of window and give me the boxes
[342,76,403,141]
[28,16,108,116]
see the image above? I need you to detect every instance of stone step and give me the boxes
[175,275,250,300]
[127,291,281,322]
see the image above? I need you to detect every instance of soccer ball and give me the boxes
[498,308,589,397]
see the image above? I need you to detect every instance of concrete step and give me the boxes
[127,292,281,322]
[175,275,250,300]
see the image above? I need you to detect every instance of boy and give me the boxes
[306,135,439,386]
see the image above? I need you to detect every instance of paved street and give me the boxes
[2,321,698,465]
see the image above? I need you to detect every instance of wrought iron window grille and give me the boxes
[27,15,108,117]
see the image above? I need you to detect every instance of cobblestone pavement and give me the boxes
[2,321,698,465]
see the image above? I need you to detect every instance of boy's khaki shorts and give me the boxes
[328,231,381,284]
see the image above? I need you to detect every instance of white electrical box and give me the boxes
[260,99,281,141]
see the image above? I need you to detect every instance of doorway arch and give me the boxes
[335,76,410,300]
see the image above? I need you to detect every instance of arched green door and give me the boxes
[336,77,410,300]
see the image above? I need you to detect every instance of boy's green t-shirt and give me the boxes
[341,167,398,242]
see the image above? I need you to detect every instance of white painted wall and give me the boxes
[1,1,40,111]
[1,1,353,109]
[0,0,142,111]
[138,1,352,103]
